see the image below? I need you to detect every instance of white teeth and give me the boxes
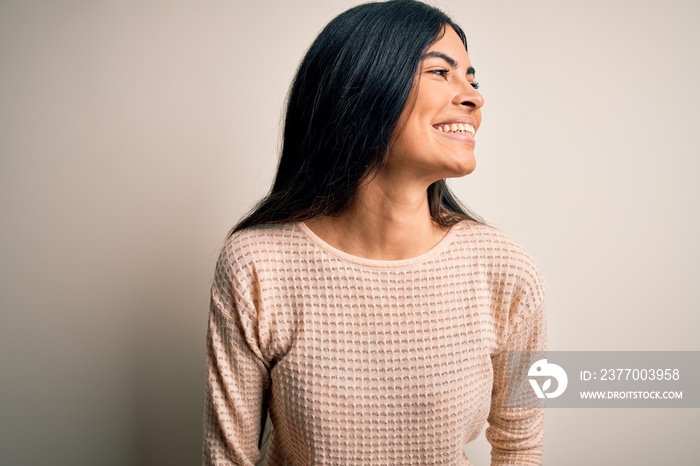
[435,123,476,136]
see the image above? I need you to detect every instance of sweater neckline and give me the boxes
[294,220,467,269]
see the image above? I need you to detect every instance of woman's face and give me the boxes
[385,26,484,183]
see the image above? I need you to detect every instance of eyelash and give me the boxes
[430,69,449,77]
[430,69,480,89]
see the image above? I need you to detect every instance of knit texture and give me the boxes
[202,219,547,466]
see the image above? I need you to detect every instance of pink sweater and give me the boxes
[202,219,547,465]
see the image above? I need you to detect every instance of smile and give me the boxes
[434,122,475,137]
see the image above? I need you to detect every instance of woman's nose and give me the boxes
[454,82,484,111]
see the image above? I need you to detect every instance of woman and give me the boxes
[202,1,547,465]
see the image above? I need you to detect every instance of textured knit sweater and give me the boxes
[202,219,547,466]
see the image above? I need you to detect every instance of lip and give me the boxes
[433,116,478,145]
[432,118,478,141]
[432,118,477,128]
[432,125,476,145]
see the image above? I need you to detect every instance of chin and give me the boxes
[448,155,476,177]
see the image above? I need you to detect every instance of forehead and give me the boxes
[424,26,470,63]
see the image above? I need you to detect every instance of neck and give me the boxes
[305,171,449,260]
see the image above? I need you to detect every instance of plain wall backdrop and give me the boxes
[1,1,698,465]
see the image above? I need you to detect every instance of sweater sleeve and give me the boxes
[202,242,271,466]
[486,264,547,466]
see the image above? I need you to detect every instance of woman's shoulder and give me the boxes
[452,219,545,297]
[210,223,304,296]
[225,222,298,248]
[454,220,536,258]
[220,222,303,265]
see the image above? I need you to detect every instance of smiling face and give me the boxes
[384,25,484,183]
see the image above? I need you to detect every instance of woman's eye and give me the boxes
[429,69,449,77]
[470,81,480,90]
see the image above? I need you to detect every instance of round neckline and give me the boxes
[295,220,467,269]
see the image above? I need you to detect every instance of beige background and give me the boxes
[1,1,698,465]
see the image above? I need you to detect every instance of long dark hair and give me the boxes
[231,0,485,235]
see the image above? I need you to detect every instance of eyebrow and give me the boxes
[421,51,476,76]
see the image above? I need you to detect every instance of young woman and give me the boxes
[202,1,547,464]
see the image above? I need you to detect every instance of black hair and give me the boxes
[231,0,485,235]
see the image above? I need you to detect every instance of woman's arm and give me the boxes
[487,301,547,465]
[202,243,271,466]
[486,247,547,466]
